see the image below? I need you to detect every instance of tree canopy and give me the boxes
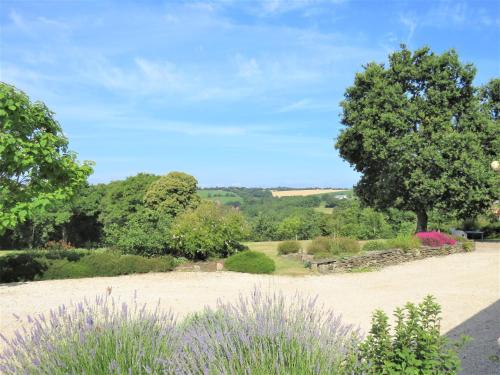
[0,83,93,234]
[336,46,499,231]
[144,171,200,216]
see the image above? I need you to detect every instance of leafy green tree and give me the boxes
[115,209,171,256]
[144,171,200,216]
[99,173,159,242]
[169,201,249,259]
[336,46,499,232]
[480,78,500,121]
[276,216,302,240]
[0,83,93,234]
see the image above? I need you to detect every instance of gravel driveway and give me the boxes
[1,242,499,373]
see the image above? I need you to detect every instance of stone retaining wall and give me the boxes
[309,244,472,273]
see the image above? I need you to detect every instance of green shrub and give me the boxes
[362,240,389,252]
[224,251,275,274]
[331,237,360,254]
[0,254,48,283]
[277,240,301,255]
[360,296,461,374]
[40,252,176,280]
[462,240,474,252]
[386,235,421,252]
[307,236,334,255]
[307,236,359,256]
[115,210,170,257]
[169,201,250,260]
[41,259,92,280]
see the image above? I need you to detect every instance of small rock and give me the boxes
[216,262,223,271]
[193,265,201,272]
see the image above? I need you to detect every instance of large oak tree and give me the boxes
[336,46,499,232]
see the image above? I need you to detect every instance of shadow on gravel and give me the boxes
[446,300,500,375]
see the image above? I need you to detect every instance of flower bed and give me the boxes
[416,231,457,247]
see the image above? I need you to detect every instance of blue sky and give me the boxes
[1,0,499,187]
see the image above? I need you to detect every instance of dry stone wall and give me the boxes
[309,244,471,273]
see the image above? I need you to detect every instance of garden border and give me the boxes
[309,244,473,273]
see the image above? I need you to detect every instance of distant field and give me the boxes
[271,189,349,198]
[197,189,243,204]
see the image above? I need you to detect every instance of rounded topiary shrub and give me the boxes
[277,240,301,255]
[224,251,275,274]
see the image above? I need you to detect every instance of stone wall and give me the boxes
[309,244,472,273]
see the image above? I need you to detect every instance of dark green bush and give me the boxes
[277,240,301,255]
[41,250,85,262]
[362,240,389,252]
[115,210,170,257]
[224,251,275,274]
[360,296,461,374]
[0,254,48,283]
[47,253,177,279]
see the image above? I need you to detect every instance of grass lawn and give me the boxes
[244,240,313,276]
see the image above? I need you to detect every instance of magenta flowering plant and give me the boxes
[416,232,457,247]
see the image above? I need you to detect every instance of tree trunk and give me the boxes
[62,225,68,243]
[30,222,35,249]
[416,210,428,233]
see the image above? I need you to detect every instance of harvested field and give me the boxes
[271,189,348,197]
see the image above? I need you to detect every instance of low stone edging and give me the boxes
[309,244,473,273]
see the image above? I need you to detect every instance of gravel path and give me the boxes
[1,242,499,373]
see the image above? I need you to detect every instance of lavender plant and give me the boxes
[168,290,362,374]
[1,290,363,374]
[0,292,178,374]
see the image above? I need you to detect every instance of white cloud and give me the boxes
[236,56,261,79]
[9,11,29,32]
[399,14,417,44]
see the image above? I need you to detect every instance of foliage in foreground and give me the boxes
[0,292,464,375]
[224,251,276,274]
[0,83,93,234]
[360,295,462,374]
[0,291,361,374]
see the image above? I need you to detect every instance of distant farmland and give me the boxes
[197,189,243,204]
[271,189,349,198]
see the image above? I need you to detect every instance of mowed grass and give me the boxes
[197,189,244,204]
[243,240,313,275]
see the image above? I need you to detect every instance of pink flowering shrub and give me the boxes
[416,232,457,247]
